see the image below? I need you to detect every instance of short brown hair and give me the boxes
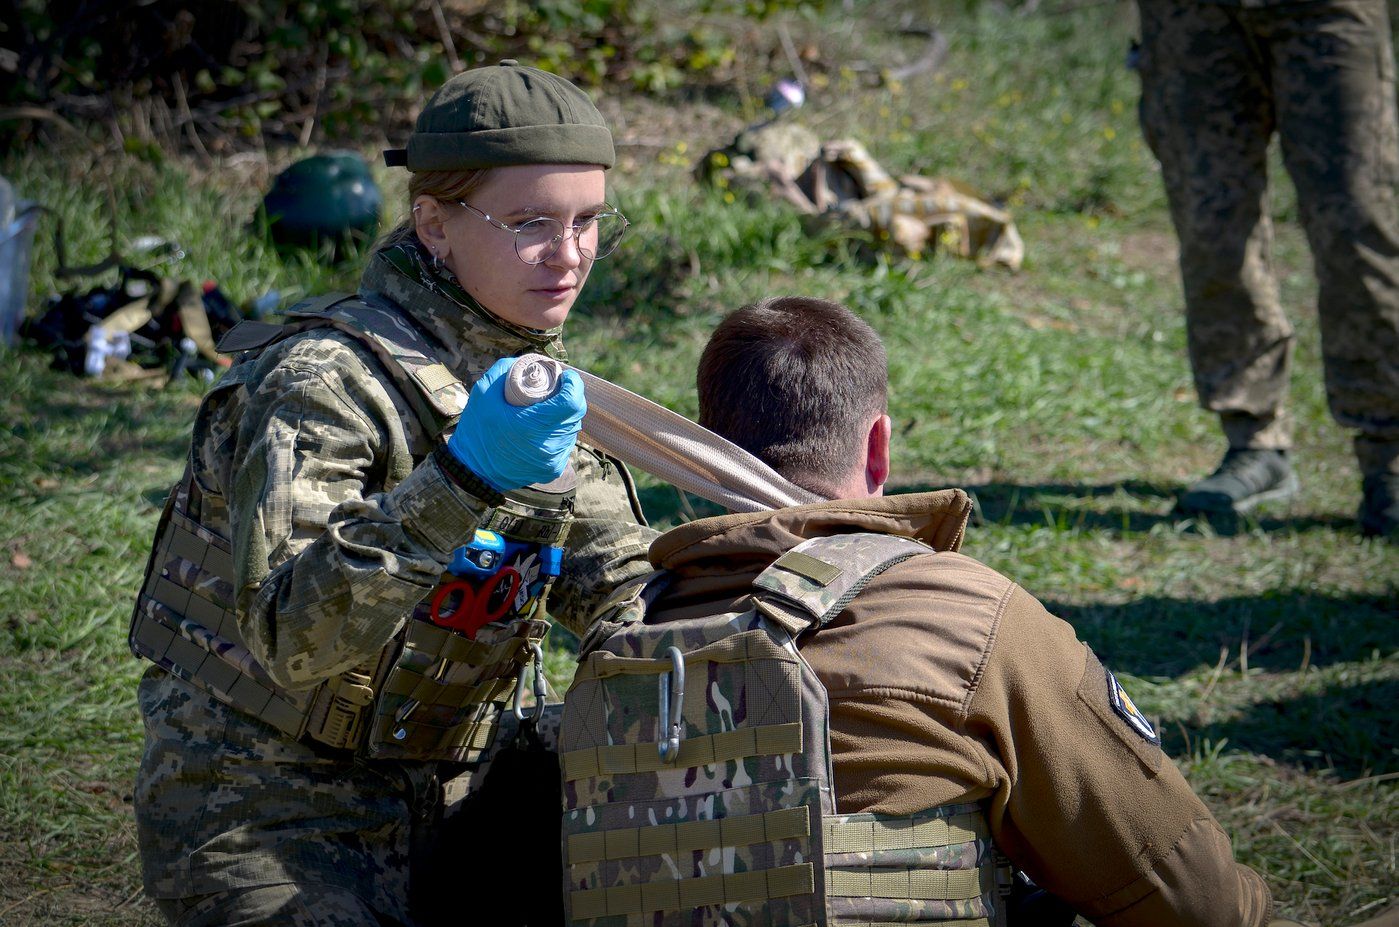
[697,296,888,494]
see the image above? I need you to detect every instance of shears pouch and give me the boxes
[362,613,550,763]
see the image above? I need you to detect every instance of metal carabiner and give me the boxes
[657,646,685,763]
[512,642,547,724]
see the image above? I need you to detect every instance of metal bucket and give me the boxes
[0,176,40,348]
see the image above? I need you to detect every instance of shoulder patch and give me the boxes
[1105,668,1159,745]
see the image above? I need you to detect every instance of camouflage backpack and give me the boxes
[558,532,1011,927]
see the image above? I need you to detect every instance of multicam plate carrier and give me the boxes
[560,532,1011,927]
[128,293,563,762]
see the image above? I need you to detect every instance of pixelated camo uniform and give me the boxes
[1135,0,1399,474]
[134,242,657,925]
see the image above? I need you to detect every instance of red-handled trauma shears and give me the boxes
[429,567,522,638]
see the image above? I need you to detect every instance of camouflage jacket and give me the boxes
[645,492,1273,927]
[132,244,657,906]
[200,243,656,689]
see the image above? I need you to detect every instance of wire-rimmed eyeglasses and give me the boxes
[456,201,629,265]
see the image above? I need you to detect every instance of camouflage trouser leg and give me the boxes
[154,883,399,927]
[134,671,437,927]
[1138,0,1399,470]
[1137,0,1292,450]
[1266,0,1399,477]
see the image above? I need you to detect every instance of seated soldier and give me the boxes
[633,295,1275,926]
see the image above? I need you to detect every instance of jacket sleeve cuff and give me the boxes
[383,444,503,560]
[1086,816,1274,927]
[432,441,507,506]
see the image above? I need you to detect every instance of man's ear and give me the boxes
[866,413,892,495]
[413,196,451,262]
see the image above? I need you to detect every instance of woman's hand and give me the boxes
[448,356,586,491]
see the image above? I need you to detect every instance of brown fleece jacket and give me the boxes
[646,490,1272,927]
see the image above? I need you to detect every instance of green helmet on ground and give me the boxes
[261,150,382,252]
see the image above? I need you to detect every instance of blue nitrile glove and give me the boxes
[447,356,586,492]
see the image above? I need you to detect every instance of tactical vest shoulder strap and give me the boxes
[597,569,675,623]
[217,292,468,439]
[575,569,673,659]
[751,532,931,637]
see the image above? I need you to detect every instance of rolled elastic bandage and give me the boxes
[505,354,567,406]
[503,354,819,513]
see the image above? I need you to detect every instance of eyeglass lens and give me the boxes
[514,214,627,264]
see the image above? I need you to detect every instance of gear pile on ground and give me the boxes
[21,267,243,383]
[697,121,1024,270]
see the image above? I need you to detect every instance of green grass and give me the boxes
[2,2,1396,924]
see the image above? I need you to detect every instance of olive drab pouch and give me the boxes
[363,481,575,763]
[129,292,574,764]
[558,533,1011,927]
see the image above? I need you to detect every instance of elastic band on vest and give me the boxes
[567,805,811,864]
[823,810,988,853]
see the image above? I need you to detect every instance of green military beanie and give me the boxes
[384,60,614,171]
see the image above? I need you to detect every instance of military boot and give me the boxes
[1176,448,1299,515]
[1359,473,1399,539]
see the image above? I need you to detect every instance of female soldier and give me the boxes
[129,61,655,925]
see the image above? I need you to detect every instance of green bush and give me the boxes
[2,0,817,152]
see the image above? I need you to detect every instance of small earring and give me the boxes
[431,250,444,271]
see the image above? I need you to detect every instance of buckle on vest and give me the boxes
[309,670,376,750]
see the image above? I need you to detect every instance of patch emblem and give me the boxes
[1106,668,1160,745]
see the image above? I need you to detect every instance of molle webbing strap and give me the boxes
[131,496,314,738]
[562,720,801,781]
[565,628,802,782]
[823,804,997,922]
[570,863,815,919]
[826,868,982,901]
[137,604,310,737]
[455,717,502,752]
[752,533,932,635]
[360,614,549,761]
[164,518,235,580]
[824,810,987,854]
[568,807,811,865]
[572,628,797,683]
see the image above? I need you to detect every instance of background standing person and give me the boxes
[1134,0,1399,537]
[129,61,655,926]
